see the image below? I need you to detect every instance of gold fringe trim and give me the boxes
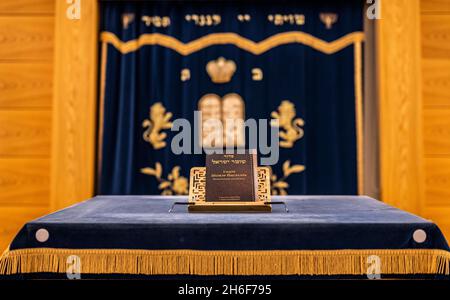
[1,248,449,276]
[100,31,365,55]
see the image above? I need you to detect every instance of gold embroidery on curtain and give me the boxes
[271,100,304,149]
[97,31,365,195]
[354,41,364,195]
[142,102,173,150]
[100,31,364,55]
[270,161,305,195]
[198,93,245,148]
[206,57,236,83]
[141,163,189,195]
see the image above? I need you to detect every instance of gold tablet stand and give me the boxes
[188,167,271,212]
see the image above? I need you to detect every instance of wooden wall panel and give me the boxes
[424,158,450,206]
[434,220,450,243]
[423,109,450,155]
[421,206,450,242]
[0,62,52,108]
[0,16,53,60]
[0,111,51,156]
[377,0,424,213]
[0,158,50,207]
[420,0,450,241]
[0,0,53,250]
[421,15,450,59]
[422,58,450,107]
[0,207,48,251]
[421,0,450,13]
[0,0,54,14]
[51,1,98,209]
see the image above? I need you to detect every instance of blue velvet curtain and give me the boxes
[98,0,364,196]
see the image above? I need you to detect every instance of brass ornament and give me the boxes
[142,102,173,150]
[141,163,189,195]
[206,57,236,84]
[100,31,365,56]
[267,14,305,26]
[185,14,221,26]
[271,100,304,148]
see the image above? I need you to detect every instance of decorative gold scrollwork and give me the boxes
[271,100,304,148]
[142,102,173,150]
[270,160,305,195]
[141,163,189,195]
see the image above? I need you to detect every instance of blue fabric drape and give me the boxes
[98,0,364,196]
[10,196,450,252]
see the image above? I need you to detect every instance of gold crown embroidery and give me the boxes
[206,57,236,84]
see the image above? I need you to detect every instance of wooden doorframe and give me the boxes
[51,0,99,210]
[376,0,424,214]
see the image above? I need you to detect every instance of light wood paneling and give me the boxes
[422,206,450,243]
[429,218,450,244]
[377,0,424,213]
[0,110,51,156]
[424,158,450,206]
[0,62,52,108]
[420,0,450,242]
[421,14,450,59]
[424,108,450,155]
[435,222,450,243]
[0,158,49,207]
[0,206,48,251]
[0,0,54,14]
[51,1,98,209]
[0,16,53,60]
[0,1,53,249]
[421,0,450,13]
[422,58,450,107]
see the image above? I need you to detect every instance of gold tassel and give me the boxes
[1,248,449,276]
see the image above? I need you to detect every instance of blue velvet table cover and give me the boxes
[9,196,450,252]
